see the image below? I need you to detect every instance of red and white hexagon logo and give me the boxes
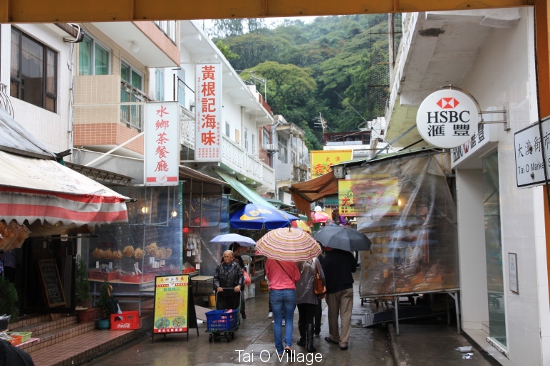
[436,97,460,109]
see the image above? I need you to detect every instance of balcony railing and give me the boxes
[222,134,275,189]
[120,81,150,130]
[179,104,195,150]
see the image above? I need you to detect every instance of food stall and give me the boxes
[82,184,182,314]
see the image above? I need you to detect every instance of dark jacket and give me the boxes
[213,261,244,289]
[321,249,356,294]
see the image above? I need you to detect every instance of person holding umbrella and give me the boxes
[256,228,321,357]
[321,247,356,350]
[314,226,371,351]
[265,257,300,356]
[228,242,247,319]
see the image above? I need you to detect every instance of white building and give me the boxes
[168,20,275,196]
[272,115,309,205]
[387,8,549,365]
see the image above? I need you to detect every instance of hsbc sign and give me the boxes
[416,89,479,148]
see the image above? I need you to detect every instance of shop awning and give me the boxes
[215,170,279,210]
[0,151,129,226]
[289,171,338,218]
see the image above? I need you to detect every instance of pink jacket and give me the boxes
[265,258,300,290]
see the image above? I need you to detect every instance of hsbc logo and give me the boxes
[416,89,479,148]
[437,97,460,109]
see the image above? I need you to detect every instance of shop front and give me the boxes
[448,8,550,364]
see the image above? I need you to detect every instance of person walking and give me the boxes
[265,258,300,356]
[295,258,325,353]
[322,247,356,350]
[213,250,244,311]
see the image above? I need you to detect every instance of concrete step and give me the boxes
[13,315,78,337]
[23,321,97,354]
[28,311,154,366]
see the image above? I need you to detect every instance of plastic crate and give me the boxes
[206,309,238,331]
[8,335,22,346]
[88,269,119,281]
[7,332,32,343]
[110,311,140,330]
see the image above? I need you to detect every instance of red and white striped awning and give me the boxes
[0,151,129,226]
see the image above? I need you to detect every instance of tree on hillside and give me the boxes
[208,18,267,38]
[241,61,316,114]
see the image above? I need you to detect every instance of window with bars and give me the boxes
[10,28,57,113]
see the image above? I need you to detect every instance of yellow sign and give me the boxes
[153,275,189,333]
[310,150,353,179]
[339,178,399,217]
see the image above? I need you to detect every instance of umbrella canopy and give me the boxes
[230,203,295,230]
[311,211,330,223]
[210,233,256,247]
[314,226,372,252]
[291,219,312,232]
[256,228,321,261]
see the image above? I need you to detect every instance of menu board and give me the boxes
[153,275,189,334]
[37,259,66,307]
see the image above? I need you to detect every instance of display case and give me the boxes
[83,185,182,288]
[342,152,459,298]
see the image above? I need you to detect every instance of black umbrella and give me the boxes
[314,226,371,252]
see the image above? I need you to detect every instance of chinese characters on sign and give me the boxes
[310,150,353,179]
[416,89,479,149]
[153,275,189,334]
[145,102,180,186]
[339,178,399,217]
[514,117,550,188]
[195,63,222,162]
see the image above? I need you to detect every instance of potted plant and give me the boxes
[0,276,19,323]
[75,256,94,323]
[96,280,118,329]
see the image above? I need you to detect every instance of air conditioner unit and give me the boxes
[264,144,277,152]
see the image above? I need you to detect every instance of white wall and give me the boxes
[1,24,72,153]
[456,7,549,365]
[456,168,489,330]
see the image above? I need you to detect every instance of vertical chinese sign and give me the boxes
[310,150,353,179]
[196,63,222,162]
[145,102,180,186]
[153,275,189,334]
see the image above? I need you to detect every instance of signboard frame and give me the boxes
[514,117,550,188]
[37,259,67,308]
[144,101,181,186]
[152,274,198,341]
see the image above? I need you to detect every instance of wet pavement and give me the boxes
[80,277,394,366]
[79,273,500,366]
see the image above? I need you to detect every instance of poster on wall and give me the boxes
[310,150,353,179]
[340,177,399,217]
[153,275,189,335]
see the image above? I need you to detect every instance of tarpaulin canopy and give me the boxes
[289,171,338,218]
[0,151,129,226]
[215,169,279,211]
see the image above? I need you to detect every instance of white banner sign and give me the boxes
[416,89,479,148]
[195,63,222,162]
[514,118,550,188]
[144,102,180,186]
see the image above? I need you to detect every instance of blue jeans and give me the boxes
[270,289,296,354]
